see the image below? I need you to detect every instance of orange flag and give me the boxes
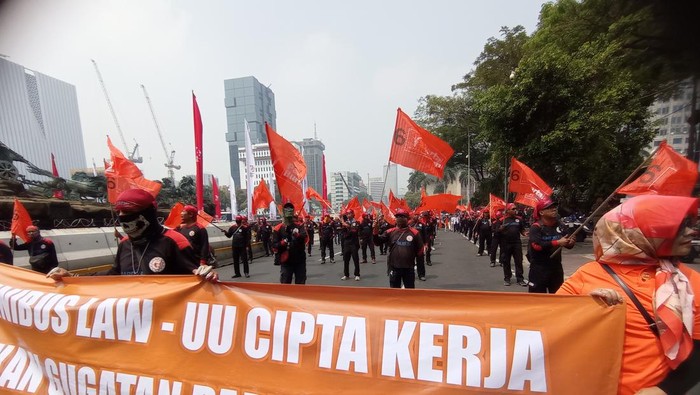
[305,186,331,209]
[388,190,410,212]
[106,137,161,203]
[618,141,699,196]
[515,192,539,208]
[163,202,185,229]
[417,193,461,212]
[197,210,214,228]
[253,179,275,212]
[265,123,306,209]
[489,193,506,217]
[509,157,553,196]
[389,108,454,178]
[342,196,364,219]
[11,198,33,243]
[380,202,396,225]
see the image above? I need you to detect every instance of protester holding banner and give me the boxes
[557,195,700,395]
[177,205,210,266]
[339,209,361,281]
[225,216,249,278]
[10,226,58,274]
[376,208,424,288]
[527,198,574,293]
[272,202,308,284]
[0,240,12,265]
[498,203,528,287]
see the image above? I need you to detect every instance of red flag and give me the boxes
[192,92,204,210]
[489,193,506,217]
[466,201,473,212]
[342,196,364,220]
[389,108,454,178]
[197,210,213,228]
[265,123,307,209]
[389,190,410,212]
[515,192,539,208]
[105,137,161,203]
[305,186,331,209]
[509,157,553,196]
[11,198,33,243]
[380,202,396,225]
[212,176,221,220]
[253,178,275,212]
[164,202,185,229]
[50,153,64,199]
[417,193,461,212]
[322,154,328,216]
[618,141,698,196]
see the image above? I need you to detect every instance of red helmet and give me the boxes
[235,215,244,222]
[506,203,516,210]
[394,208,409,217]
[345,209,354,215]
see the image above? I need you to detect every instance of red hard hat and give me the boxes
[235,215,244,221]
[394,208,409,217]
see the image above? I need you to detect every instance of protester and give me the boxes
[304,216,317,256]
[318,214,335,264]
[476,211,492,257]
[10,225,58,274]
[0,240,13,265]
[258,217,273,257]
[376,208,424,289]
[47,188,217,281]
[242,217,254,263]
[376,216,391,255]
[225,215,250,278]
[557,195,700,395]
[498,203,528,286]
[489,211,502,268]
[272,202,308,284]
[527,198,574,293]
[339,209,361,281]
[176,205,210,266]
[411,212,430,280]
[359,213,376,264]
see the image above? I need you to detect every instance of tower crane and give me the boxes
[141,84,181,182]
[90,59,143,163]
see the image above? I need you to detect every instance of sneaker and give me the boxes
[476,253,482,256]
[504,281,511,286]
[426,262,432,266]
[372,258,376,264]
[361,260,367,263]
[232,274,242,278]
[354,276,360,281]
[517,281,528,287]
[330,259,335,263]
[245,273,250,278]
[490,262,496,267]
[341,276,348,281]
[321,259,326,264]
[419,276,426,281]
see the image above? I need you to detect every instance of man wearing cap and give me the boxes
[11,226,58,273]
[318,214,335,264]
[339,209,361,281]
[376,209,424,288]
[272,202,308,284]
[47,188,218,282]
[177,205,211,266]
[304,216,317,256]
[498,203,528,286]
[359,213,376,264]
[527,198,575,293]
[225,215,250,278]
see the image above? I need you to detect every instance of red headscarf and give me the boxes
[594,195,698,368]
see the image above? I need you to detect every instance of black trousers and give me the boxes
[527,264,563,293]
[389,267,415,289]
[342,244,360,277]
[262,237,271,256]
[360,238,375,261]
[280,261,306,284]
[232,246,249,276]
[478,232,491,255]
[501,242,524,281]
[307,234,314,254]
[490,237,500,263]
[320,237,334,261]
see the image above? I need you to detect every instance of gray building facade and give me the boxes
[224,76,276,188]
[296,138,325,196]
[0,58,86,181]
[648,78,699,159]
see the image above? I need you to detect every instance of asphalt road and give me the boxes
[212,230,670,291]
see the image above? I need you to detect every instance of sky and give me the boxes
[0,0,548,192]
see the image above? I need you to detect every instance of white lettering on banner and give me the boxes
[182,302,237,354]
[43,358,184,395]
[243,308,368,373]
[0,346,42,393]
[76,297,153,343]
[380,321,547,391]
[0,285,78,334]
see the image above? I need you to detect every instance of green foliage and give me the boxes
[403,191,421,209]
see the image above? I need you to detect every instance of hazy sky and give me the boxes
[0,0,547,190]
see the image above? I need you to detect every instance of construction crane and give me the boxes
[141,84,180,182]
[90,59,142,163]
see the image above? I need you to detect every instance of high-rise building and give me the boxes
[648,78,699,158]
[382,163,398,199]
[296,138,325,196]
[368,177,383,202]
[224,76,276,188]
[237,143,276,194]
[0,58,86,181]
[330,171,363,212]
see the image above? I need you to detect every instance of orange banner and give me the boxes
[0,265,625,394]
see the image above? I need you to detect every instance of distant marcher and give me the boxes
[225,215,250,278]
[11,226,58,274]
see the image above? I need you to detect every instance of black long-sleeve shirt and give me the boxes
[177,222,210,265]
[13,236,58,273]
[378,226,424,269]
[527,221,572,267]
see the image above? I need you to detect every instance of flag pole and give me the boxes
[379,108,402,206]
[549,146,660,258]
